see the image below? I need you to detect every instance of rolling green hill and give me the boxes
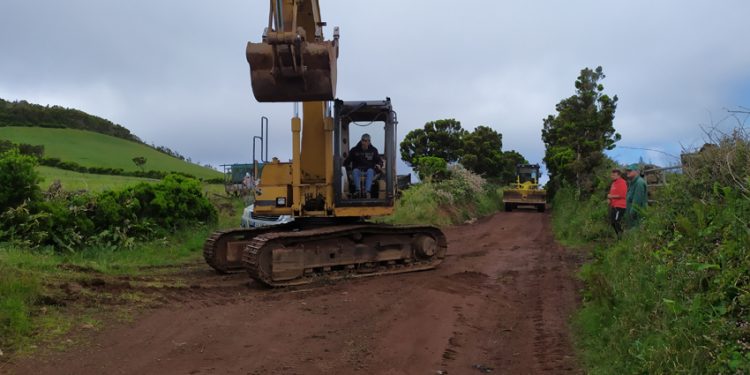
[0,127,221,179]
[0,98,138,141]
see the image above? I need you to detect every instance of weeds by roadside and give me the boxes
[556,130,750,374]
[384,164,503,226]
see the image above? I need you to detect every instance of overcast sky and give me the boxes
[1,0,748,176]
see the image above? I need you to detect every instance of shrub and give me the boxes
[432,164,484,205]
[386,164,502,225]
[0,147,41,211]
[0,174,217,250]
[414,156,449,181]
[40,157,61,167]
[0,140,12,153]
[17,143,44,158]
[682,130,750,198]
[203,177,225,184]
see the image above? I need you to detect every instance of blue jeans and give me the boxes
[352,168,374,193]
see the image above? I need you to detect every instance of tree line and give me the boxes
[399,119,527,183]
[0,98,140,142]
[0,145,217,250]
[398,66,619,191]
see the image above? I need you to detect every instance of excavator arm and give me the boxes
[246,0,339,102]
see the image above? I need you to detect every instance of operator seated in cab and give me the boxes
[343,133,384,198]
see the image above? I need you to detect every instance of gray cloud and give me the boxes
[1,0,748,174]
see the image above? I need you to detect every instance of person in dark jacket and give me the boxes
[625,163,648,228]
[343,133,383,198]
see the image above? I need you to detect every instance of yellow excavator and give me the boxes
[502,164,547,212]
[203,0,447,286]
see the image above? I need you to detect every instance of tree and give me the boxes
[458,126,528,182]
[400,119,466,167]
[132,156,147,171]
[0,147,41,211]
[499,150,528,183]
[400,121,526,182]
[541,66,620,194]
[461,125,503,177]
[414,156,449,181]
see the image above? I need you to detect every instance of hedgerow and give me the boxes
[0,147,217,251]
[556,130,750,373]
[39,157,201,180]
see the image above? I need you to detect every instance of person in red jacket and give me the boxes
[607,168,627,238]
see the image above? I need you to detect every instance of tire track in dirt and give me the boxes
[4,211,583,375]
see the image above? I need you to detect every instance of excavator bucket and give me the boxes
[246,40,337,102]
[503,189,546,205]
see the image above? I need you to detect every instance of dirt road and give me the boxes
[6,211,582,375]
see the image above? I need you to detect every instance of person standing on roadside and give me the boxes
[607,168,627,238]
[625,163,648,228]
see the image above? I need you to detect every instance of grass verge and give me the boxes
[553,177,750,373]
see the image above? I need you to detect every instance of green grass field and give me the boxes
[37,166,228,196]
[0,127,222,179]
[37,166,157,192]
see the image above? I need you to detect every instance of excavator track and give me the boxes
[203,223,297,273]
[242,223,447,287]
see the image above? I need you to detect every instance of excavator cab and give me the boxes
[517,165,541,184]
[333,99,397,207]
[246,0,339,102]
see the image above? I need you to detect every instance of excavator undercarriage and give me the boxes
[205,223,446,287]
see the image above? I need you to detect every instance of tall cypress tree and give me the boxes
[542,66,620,194]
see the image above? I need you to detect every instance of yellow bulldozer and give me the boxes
[503,164,547,212]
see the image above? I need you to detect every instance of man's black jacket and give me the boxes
[344,141,383,171]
